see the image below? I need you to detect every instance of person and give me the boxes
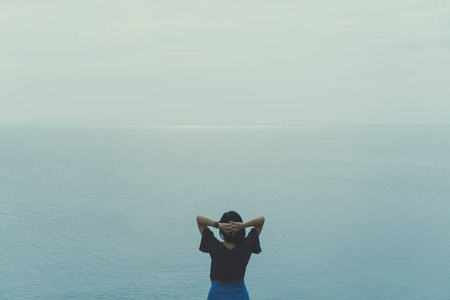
[197,211,265,300]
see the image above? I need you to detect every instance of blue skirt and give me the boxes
[207,279,250,300]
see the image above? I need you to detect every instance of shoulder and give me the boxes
[245,228,260,244]
[248,228,260,237]
[202,227,217,240]
[200,227,220,253]
[203,227,213,235]
[244,228,262,254]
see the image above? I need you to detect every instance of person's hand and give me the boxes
[229,221,245,234]
[218,222,233,235]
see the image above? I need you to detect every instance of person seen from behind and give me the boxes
[197,211,265,300]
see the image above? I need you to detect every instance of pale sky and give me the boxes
[1,0,449,124]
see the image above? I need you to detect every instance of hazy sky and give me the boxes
[1,0,449,124]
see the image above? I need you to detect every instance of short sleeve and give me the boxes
[246,228,262,254]
[199,227,216,253]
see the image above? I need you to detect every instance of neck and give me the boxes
[223,241,235,250]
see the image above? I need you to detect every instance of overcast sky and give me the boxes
[1,0,449,125]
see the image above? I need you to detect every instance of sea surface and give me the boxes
[1,124,449,299]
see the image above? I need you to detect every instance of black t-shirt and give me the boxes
[199,227,261,282]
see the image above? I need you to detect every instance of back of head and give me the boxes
[219,211,246,244]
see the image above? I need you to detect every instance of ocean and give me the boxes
[1,124,449,299]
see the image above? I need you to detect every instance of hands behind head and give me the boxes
[219,221,244,235]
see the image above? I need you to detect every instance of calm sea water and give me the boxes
[1,124,449,299]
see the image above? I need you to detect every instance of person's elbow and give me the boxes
[196,215,204,224]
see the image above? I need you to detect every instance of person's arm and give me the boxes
[196,215,232,235]
[230,216,265,235]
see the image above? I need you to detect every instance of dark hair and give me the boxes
[219,211,245,244]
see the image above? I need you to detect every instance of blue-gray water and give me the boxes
[1,124,449,299]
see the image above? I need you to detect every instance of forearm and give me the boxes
[196,215,216,227]
[243,216,265,228]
